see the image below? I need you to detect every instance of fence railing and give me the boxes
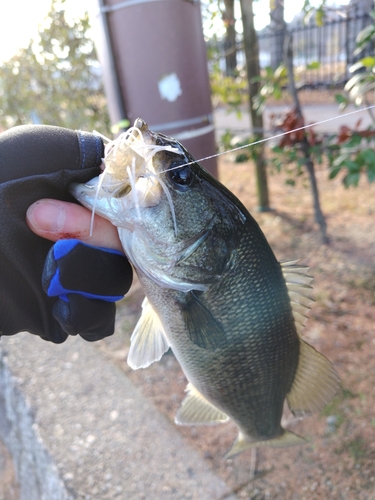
[214,12,374,88]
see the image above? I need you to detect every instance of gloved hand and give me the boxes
[42,239,132,341]
[0,124,132,343]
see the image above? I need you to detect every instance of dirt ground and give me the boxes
[98,150,375,500]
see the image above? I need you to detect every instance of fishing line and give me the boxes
[159,104,375,174]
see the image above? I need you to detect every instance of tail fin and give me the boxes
[225,430,307,459]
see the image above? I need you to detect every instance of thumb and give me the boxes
[26,199,123,253]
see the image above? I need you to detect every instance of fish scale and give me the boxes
[71,118,340,457]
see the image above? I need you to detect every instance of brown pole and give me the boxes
[95,0,129,130]
[92,0,217,177]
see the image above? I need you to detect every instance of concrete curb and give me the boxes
[0,343,69,500]
[0,333,231,500]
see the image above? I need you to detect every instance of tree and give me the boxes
[284,33,329,243]
[250,3,329,242]
[269,0,285,69]
[222,0,237,76]
[0,0,109,133]
[239,0,270,211]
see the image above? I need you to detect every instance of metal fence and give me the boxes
[216,11,374,88]
[260,12,373,87]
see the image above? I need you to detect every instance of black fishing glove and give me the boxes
[0,124,132,343]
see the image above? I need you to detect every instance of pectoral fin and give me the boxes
[181,292,227,349]
[287,340,340,416]
[225,430,307,459]
[175,383,229,425]
[127,298,170,370]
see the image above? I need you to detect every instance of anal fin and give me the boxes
[175,383,229,425]
[287,340,340,416]
[127,298,170,370]
[225,430,307,459]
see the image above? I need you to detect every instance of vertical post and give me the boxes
[345,10,350,78]
[95,0,128,130]
[92,0,217,177]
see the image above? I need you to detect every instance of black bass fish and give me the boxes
[71,118,339,457]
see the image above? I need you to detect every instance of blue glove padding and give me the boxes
[43,239,129,302]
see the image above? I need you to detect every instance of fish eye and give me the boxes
[168,161,195,191]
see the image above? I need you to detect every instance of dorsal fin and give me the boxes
[281,260,314,336]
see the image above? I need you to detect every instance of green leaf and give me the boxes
[273,86,282,99]
[335,93,349,110]
[306,61,321,70]
[358,56,375,68]
[285,179,295,186]
[345,72,367,90]
[343,172,360,188]
[315,6,325,27]
[344,134,363,148]
[265,66,274,77]
[349,61,367,73]
[356,23,375,44]
[354,24,375,55]
[360,148,375,166]
[345,160,361,173]
[367,163,375,183]
[329,165,342,179]
[332,153,351,167]
[335,93,348,106]
[235,153,250,163]
[274,64,288,79]
[111,119,130,134]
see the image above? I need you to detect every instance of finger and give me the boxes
[52,296,116,341]
[26,199,123,253]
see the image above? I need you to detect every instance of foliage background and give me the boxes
[0,0,109,134]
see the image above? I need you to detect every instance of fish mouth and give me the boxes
[71,118,184,231]
[101,117,182,183]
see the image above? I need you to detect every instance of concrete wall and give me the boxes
[0,334,231,500]
[0,347,70,500]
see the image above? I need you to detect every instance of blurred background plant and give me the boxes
[206,1,375,192]
[0,0,110,133]
[328,10,375,187]
[1,0,374,192]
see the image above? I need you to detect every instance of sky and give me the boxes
[0,0,351,63]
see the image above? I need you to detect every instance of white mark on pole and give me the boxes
[158,73,182,102]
